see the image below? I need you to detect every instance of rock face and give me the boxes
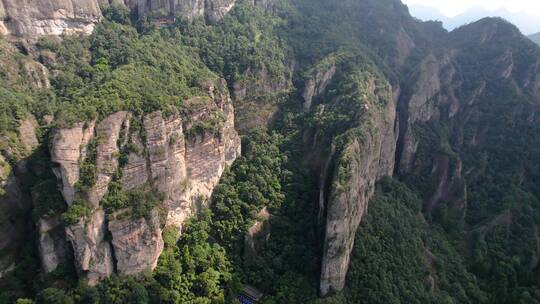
[45,78,240,284]
[38,216,70,273]
[319,77,398,296]
[119,0,272,23]
[0,159,27,278]
[0,0,101,39]
[88,111,130,207]
[302,64,336,111]
[232,62,293,133]
[128,0,272,23]
[397,54,456,174]
[108,209,164,276]
[233,65,291,102]
[66,210,114,285]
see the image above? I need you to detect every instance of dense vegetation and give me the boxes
[35,5,219,128]
[1,0,540,304]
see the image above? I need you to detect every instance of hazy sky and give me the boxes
[402,0,540,17]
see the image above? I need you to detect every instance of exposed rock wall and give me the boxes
[302,64,336,111]
[0,0,271,41]
[44,78,240,284]
[397,54,456,174]
[50,121,95,205]
[88,111,130,207]
[129,0,272,23]
[319,75,398,296]
[244,207,271,258]
[38,216,70,273]
[233,65,291,101]
[109,209,164,276]
[0,0,101,39]
[65,210,114,285]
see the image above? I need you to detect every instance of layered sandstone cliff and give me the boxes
[126,0,235,23]
[39,78,240,284]
[0,0,271,41]
[127,0,271,23]
[0,0,101,39]
[319,73,398,296]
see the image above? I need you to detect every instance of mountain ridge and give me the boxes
[407,4,540,35]
[0,0,540,303]
[529,32,540,46]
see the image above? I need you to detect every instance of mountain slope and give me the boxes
[1,0,540,303]
[529,32,540,46]
[407,4,540,35]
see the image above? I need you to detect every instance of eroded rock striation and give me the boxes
[0,0,271,42]
[65,210,114,285]
[319,72,398,296]
[0,0,102,39]
[42,78,240,284]
[126,0,233,23]
[108,209,164,276]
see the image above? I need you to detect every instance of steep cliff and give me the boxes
[302,56,338,111]
[317,67,398,296]
[40,78,240,284]
[128,0,272,23]
[0,0,271,42]
[0,0,101,40]
[127,0,235,23]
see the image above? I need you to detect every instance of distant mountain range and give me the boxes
[529,32,540,46]
[408,4,540,35]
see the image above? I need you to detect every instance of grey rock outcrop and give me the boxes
[50,121,95,205]
[87,111,130,207]
[0,0,271,42]
[65,209,114,285]
[0,159,27,278]
[319,74,397,296]
[397,54,455,174]
[45,78,240,283]
[302,64,336,111]
[0,0,102,40]
[38,216,70,273]
[128,0,272,23]
[109,209,164,276]
[232,62,293,133]
[233,65,292,101]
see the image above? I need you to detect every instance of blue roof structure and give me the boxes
[238,294,255,304]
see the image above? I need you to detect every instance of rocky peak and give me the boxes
[449,17,522,47]
[50,121,96,205]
